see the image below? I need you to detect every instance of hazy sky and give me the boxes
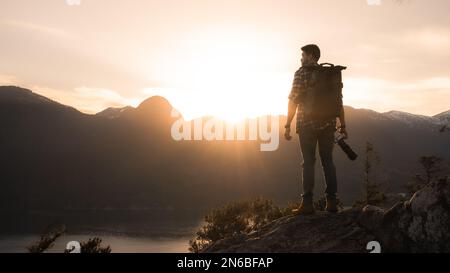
[0,0,449,119]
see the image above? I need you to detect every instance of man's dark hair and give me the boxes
[301,44,321,61]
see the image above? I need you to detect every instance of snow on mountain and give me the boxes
[434,110,450,124]
[96,106,134,119]
[382,110,444,127]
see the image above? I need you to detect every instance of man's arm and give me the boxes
[338,105,346,127]
[338,105,348,139]
[285,68,302,140]
[284,100,297,141]
[286,99,297,128]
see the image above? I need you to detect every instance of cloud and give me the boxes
[46,87,143,114]
[0,74,18,85]
[0,73,144,114]
[345,76,450,116]
[0,79,143,114]
[1,19,76,40]
[403,27,450,51]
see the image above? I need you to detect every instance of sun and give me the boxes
[146,27,291,122]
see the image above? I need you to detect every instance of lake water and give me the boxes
[0,209,205,253]
[0,234,191,253]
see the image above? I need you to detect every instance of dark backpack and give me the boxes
[302,63,346,121]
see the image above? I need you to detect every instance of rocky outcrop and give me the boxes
[202,209,375,253]
[358,177,450,252]
[203,177,450,253]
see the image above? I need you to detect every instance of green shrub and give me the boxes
[27,224,66,253]
[189,197,284,252]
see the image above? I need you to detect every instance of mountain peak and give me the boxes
[137,95,172,110]
[0,86,39,101]
[0,85,74,111]
[0,85,33,95]
[134,95,175,120]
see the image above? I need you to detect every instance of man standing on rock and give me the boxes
[284,44,348,215]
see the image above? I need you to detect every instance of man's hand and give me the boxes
[339,126,348,139]
[284,126,292,141]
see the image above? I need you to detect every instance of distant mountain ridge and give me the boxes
[96,106,134,119]
[0,85,449,212]
[434,109,450,124]
[3,85,448,126]
[93,94,450,131]
[382,110,447,128]
[0,86,79,112]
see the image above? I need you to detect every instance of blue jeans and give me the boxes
[298,124,337,200]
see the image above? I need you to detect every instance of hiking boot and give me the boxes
[292,198,315,215]
[325,196,338,213]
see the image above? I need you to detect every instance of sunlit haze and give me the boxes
[1,0,450,120]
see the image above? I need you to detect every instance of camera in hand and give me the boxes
[335,133,358,161]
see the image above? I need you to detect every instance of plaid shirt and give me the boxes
[288,63,337,133]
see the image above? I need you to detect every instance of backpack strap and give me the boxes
[320,63,347,71]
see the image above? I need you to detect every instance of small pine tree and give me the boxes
[406,155,443,195]
[354,142,387,208]
[28,224,111,253]
[27,224,66,253]
[79,238,111,253]
[63,237,112,253]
